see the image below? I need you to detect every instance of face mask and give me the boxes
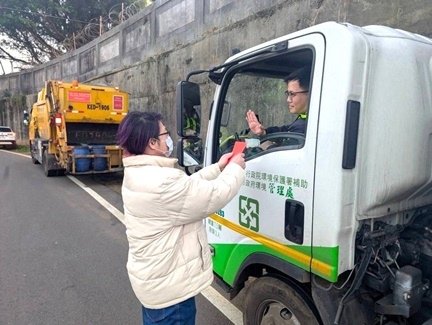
[156,135,173,157]
[164,135,174,157]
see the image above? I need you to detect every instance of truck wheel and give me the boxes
[56,169,66,176]
[42,150,56,177]
[243,276,320,325]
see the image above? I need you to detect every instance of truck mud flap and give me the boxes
[43,150,64,177]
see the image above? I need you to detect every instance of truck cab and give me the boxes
[177,22,432,324]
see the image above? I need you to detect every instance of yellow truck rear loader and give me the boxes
[28,80,128,177]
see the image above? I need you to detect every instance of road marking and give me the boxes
[201,286,243,325]
[0,150,31,158]
[67,176,125,224]
[66,174,244,325]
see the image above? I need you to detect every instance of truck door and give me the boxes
[207,33,326,284]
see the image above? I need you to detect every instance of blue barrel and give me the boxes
[92,145,107,171]
[74,146,91,172]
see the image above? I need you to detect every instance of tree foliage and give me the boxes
[0,0,142,68]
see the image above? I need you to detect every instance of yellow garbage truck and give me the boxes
[29,80,128,176]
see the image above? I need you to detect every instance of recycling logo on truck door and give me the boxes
[239,195,259,232]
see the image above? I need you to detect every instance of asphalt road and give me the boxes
[0,150,238,325]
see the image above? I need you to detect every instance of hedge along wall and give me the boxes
[0,0,431,143]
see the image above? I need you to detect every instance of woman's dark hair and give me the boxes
[116,111,162,155]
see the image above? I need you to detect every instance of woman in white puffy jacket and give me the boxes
[117,111,246,325]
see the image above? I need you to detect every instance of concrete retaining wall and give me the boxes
[1,0,431,142]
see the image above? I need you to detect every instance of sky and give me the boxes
[0,35,25,75]
[0,59,15,74]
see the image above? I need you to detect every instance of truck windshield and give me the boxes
[216,49,313,160]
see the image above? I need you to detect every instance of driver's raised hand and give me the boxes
[246,110,266,136]
[218,152,246,171]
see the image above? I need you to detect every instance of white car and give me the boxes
[0,126,17,149]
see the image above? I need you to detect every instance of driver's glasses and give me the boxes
[159,131,170,137]
[284,90,308,98]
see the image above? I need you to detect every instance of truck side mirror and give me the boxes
[176,81,201,137]
[176,138,203,168]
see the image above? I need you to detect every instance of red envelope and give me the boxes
[229,141,246,161]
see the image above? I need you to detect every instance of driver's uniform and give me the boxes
[265,113,307,134]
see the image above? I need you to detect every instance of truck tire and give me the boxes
[243,276,320,325]
[42,150,57,177]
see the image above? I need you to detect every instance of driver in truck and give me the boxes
[245,66,311,136]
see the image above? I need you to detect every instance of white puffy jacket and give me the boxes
[122,154,245,308]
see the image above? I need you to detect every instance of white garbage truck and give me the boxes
[176,22,432,324]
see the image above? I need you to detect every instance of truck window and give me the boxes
[217,51,313,160]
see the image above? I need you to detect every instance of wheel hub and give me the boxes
[260,301,301,325]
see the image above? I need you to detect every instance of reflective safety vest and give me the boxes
[185,116,197,131]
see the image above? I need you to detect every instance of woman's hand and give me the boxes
[246,110,265,136]
[218,152,246,170]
